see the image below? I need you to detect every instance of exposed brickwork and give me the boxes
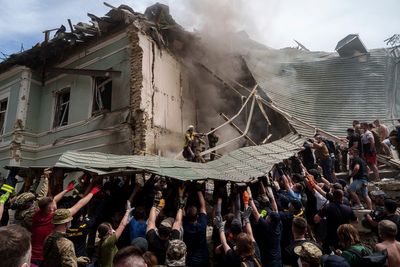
[127,25,147,155]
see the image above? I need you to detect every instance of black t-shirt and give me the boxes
[223,242,261,267]
[318,202,357,247]
[278,211,294,250]
[282,240,322,267]
[66,222,89,257]
[348,133,362,153]
[351,157,368,180]
[253,212,282,267]
[146,228,181,264]
[301,144,315,170]
[183,213,209,266]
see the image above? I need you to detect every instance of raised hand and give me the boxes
[66,181,76,192]
[214,215,224,232]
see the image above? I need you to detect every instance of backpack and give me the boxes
[241,255,262,267]
[347,247,388,267]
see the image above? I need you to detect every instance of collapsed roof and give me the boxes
[0,3,193,74]
[55,134,303,181]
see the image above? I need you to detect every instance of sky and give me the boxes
[0,0,399,57]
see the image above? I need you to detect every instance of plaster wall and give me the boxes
[138,33,196,156]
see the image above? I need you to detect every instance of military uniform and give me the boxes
[13,178,48,229]
[42,209,88,267]
[43,232,78,267]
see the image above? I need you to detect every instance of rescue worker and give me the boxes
[42,209,90,267]
[208,127,219,161]
[183,125,196,161]
[10,170,49,229]
[194,134,206,163]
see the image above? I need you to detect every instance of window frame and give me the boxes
[91,76,112,116]
[52,87,71,129]
[0,92,9,136]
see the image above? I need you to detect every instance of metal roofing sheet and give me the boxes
[244,48,396,137]
[55,134,304,182]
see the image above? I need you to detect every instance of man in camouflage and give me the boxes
[42,209,90,267]
[10,171,49,229]
[165,239,187,267]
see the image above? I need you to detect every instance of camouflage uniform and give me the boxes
[165,239,187,266]
[13,178,48,229]
[42,209,81,267]
[43,232,78,267]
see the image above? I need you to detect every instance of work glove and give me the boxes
[66,181,76,192]
[77,256,91,265]
[178,196,187,210]
[153,191,165,208]
[159,198,165,209]
[241,206,252,225]
[243,191,250,205]
[0,192,10,204]
[135,175,145,188]
[214,215,224,232]
[89,186,101,195]
[154,178,167,192]
[306,174,316,189]
[43,168,52,178]
[178,185,185,197]
[126,201,135,222]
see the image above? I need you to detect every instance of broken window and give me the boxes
[0,98,8,134]
[92,77,112,114]
[53,88,70,128]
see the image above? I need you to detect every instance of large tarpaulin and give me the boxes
[55,134,304,182]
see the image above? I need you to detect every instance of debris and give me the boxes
[335,34,368,57]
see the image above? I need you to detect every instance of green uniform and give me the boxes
[98,233,118,267]
[43,232,78,267]
[15,178,48,229]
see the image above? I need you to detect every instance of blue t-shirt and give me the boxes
[129,218,147,242]
[183,213,209,266]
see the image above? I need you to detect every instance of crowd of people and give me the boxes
[0,119,399,267]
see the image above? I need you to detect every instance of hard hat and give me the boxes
[187,125,194,130]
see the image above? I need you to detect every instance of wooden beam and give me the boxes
[47,68,122,77]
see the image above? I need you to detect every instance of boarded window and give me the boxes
[92,77,112,114]
[53,88,70,128]
[0,98,8,134]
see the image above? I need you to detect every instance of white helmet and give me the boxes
[187,125,194,130]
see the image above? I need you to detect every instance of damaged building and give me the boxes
[0,4,201,176]
[0,2,400,179]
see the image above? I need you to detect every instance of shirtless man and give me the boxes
[376,220,400,267]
